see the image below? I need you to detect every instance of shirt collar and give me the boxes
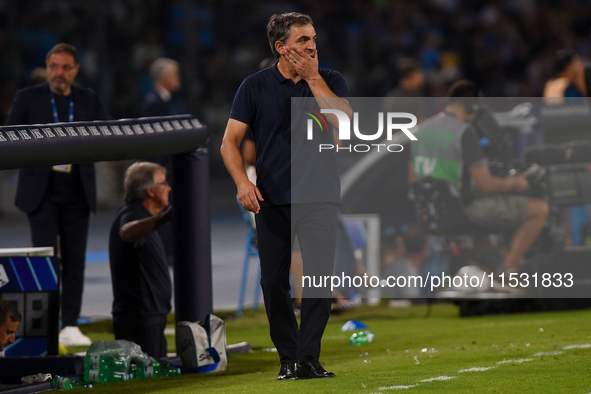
[270,62,290,84]
[155,85,172,102]
[269,61,305,86]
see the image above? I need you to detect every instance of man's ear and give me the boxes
[275,41,285,56]
[145,187,155,199]
[72,63,80,78]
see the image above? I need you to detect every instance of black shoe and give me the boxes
[277,362,297,380]
[296,360,335,379]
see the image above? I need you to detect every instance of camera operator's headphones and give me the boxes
[446,80,483,115]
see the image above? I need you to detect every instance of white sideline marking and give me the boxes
[378,384,417,390]
[497,358,533,364]
[472,319,555,329]
[324,335,348,340]
[563,344,591,350]
[374,343,590,391]
[420,376,456,382]
[458,366,497,373]
[533,351,563,357]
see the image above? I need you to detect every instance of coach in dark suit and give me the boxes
[142,58,185,265]
[143,58,184,118]
[5,43,107,347]
[142,57,185,170]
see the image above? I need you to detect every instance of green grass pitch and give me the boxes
[70,302,591,393]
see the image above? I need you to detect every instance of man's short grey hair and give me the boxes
[149,58,179,82]
[124,162,166,203]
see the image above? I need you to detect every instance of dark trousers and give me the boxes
[255,203,338,363]
[113,316,167,358]
[28,192,90,327]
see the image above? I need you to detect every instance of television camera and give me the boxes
[413,101,591,277]
[472,103,591,209]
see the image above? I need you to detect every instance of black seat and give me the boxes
[412,178,502,235]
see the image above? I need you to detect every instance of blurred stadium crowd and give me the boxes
[0,0,590,172]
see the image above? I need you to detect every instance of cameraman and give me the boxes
[409,80,548,274]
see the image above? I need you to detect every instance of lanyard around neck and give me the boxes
[50,90,74,123]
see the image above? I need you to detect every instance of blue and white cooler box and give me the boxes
[177,314,228,373]
[0,247,59,356]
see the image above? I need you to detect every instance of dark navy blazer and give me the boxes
[5,82,107,213]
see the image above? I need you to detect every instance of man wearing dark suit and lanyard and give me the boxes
[221,13,351,380]
[5,43,107,346]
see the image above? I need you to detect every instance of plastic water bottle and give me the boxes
[86,354,129,383]
[83,353,99,381]
[161,365,181,377]
[102,353,127,370]
[130,365,145,379]
[134,363,180,379]
[85,352,118,382]
[51,376,74,390]
[85,340,162,383]
[51,375,93,390]
[349,330,375,345]
[87,369,129,383]
[131,355,151,368]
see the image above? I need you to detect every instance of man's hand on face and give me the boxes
[285,46,319,81]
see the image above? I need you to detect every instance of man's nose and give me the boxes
[8,334,15,344]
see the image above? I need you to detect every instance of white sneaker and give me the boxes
[59,326,92,346]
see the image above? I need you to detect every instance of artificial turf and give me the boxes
[70,302,591,393]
